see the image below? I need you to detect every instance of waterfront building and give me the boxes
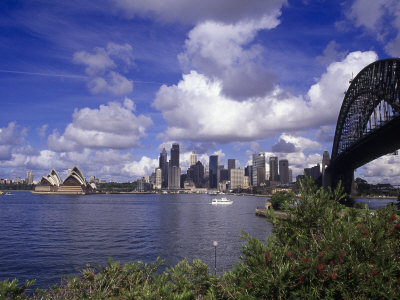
[209,155,219,189]
[159,148,168,188]
[245,165,253,186]
[155,168,162,189]
[253,153,266,186]
[35,166,96,194]
[230,168,244,190]
[168,165,181,190]
[219,167,229,182]
[187,160,205,187]
[26,170,34,184]
[269,156,279,182]
[279,159,289,184]
[190,151,197,167]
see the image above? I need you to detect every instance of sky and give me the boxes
[1,0,400,184]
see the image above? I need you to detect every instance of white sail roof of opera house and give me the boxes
[63,166,87,186]
[40,169,62,186]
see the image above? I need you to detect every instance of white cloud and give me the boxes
[0,122,27,161]
[112,0,286,25]
[355,154,400,184]
[153,51,377,143]
[48,99,152,151]
[122,156,158,177]
[74,43,134,95]
[347,0,400,56]
[178,18,279,99]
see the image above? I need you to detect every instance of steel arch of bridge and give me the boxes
[332,58,400,160]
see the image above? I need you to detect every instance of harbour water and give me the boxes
[0,191,271,290]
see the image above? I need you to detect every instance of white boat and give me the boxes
[211,197,233,205]
[0,191,3,195]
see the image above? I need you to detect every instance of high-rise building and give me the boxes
[26,170,34,184]
[192,161,205,187]
[209,155,219,189]
[322,151,330,176]
[170,143,179,167]
[219,168,229,182]
[252,153,266,186]
[159,148,168,188]
[289,168,293,183]
[227,159,236,179]
[245,165,253,186]
[168,143,180,189]
[269,156,279,182]
[279,159,289,184]
[305,164,321,181]
[168,166,181,189]
[190,151,198,167]
[230,168,244,190]
[155,168,162,189]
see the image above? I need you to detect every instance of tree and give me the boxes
[269,190,295,210]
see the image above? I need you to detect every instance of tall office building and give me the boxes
[289,168,293,183]
[279,159,289,184]
[168,166,181,189]
[252,153,266,186]
[322,151,330,176]
[269,156,279,182]
[190,151,197,167]
[26,170,34,184]
[209,155,219,189]
[155,168,162,189]
[168,143,180,189]
[230,168,244,190]
[159,148,168,188]
[228,159,235,180]
[170,143,180,167]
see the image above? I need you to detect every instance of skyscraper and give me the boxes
[170,143,179,167]
[322,151,330,176]
[26,170,34,184]
[269,156,279,182]
[279,159,289,184]
[230,168,244,190]
[168,143,180,189]
[209,155,218,189]
[228,159,236,180]
[252,153,266,186]
[155,168,162,189]
[190,151,197,167]
[159,148,168,188]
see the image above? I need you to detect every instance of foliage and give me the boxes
[0,184,35,191]
[224,176,400,299]
[269,190,295,210]
[0,278,35,300]
[97,182,137,192]
[3,176,400,299]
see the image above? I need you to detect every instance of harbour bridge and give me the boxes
[324,58,400,194]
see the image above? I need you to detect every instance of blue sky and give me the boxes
[1,0,400,183]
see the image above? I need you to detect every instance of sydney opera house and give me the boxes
[34,166,96,195]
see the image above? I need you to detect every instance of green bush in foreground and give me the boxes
[2,177,400,299]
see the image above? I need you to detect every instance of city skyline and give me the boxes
[1,1,400,183]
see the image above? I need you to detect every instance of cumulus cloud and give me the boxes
[271,139,297,153]
[122,156,158,177]
[153,51,377,143]
[347,0,400,56]
[112,0,286,25]
[356,154,400,184]
[74,42,134,95]
[48,98,152,151]
[179,17,280,99]
[0,122,27,161]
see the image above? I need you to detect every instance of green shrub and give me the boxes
[223,176,400,299]
[269,190,295,210]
